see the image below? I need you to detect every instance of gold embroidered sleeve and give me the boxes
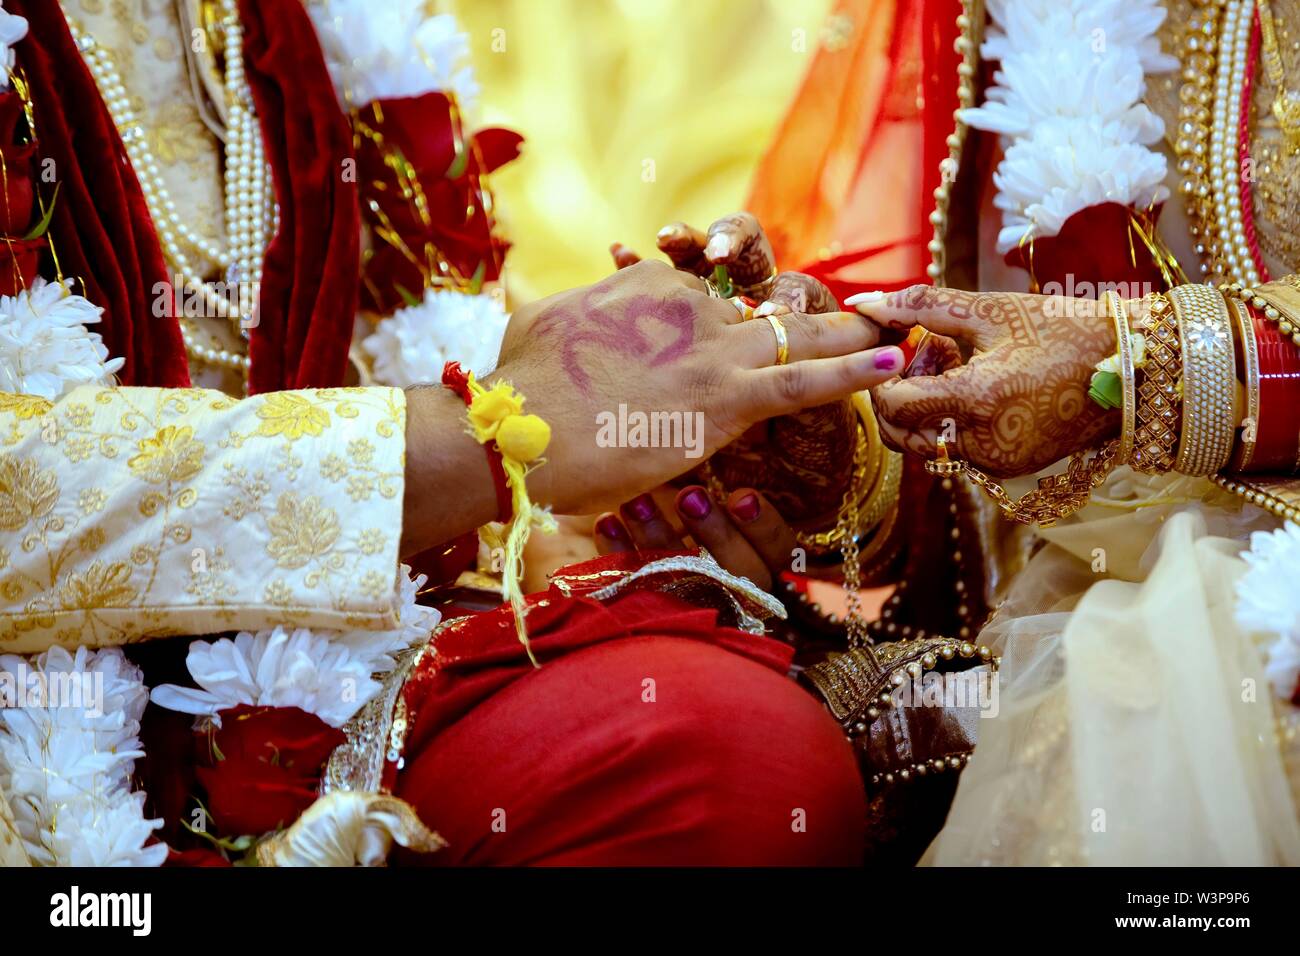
[0,386,408,653]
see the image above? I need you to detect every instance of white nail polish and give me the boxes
[705,234,732,260]
[657,225,676,241]
[844,290,886,306]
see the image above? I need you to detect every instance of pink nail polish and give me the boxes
[677,487,712,520]
[595,515,628,542]
[731,493,760,522]
[874,348,902,371]
[622,494,657,523]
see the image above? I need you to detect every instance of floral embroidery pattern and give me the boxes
[0,385,408,652]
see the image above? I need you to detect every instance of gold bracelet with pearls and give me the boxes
[1169,283,1237,476]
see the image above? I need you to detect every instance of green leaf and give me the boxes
[1088,371,1122,410]
[394,283,421,308]
[23,182,60,240]
[712,264,733,298]
[445,147,468,180]
[469,260,486,295]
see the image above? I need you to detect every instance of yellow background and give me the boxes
[444,0,833,303]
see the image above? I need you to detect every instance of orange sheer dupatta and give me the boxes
[746,0,964,300]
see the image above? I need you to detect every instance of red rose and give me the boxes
[354,92,521,313]
[195,704,345,837]
[164,846,233,868]
[0,235,44,296]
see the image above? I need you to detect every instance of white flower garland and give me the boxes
[0,647,167,866]
[0,278,125,400]
[1236,524,1300,703]
[151,566,441,728]
[362,287,509,386]
[0,0,26,90]
[961,0,1179,253]
[307,0,479,110]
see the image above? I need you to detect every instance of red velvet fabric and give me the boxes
[239,0,360,393]
[394,585,865,866]
[8,0,189,387]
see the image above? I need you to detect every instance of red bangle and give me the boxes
[1247,314,1300,473]
[441,361,514,522]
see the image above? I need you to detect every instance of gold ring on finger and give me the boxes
[766,314,790,366]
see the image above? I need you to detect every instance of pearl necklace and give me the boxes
[69,0,277,374]
[1177,0,1266,286]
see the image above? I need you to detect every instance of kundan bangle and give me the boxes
[1169,283,1236,476]
[441,360,556,661]
[1130,293,1183,474]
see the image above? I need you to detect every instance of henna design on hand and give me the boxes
[868,286,1120,477]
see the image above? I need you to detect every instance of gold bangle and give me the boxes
[1130,293,1183,474]
[1225,294,1260,471]
[1102,291,1136,466]
[1169,283,1236,476]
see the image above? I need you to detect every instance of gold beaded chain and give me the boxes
[926,438,1121,528]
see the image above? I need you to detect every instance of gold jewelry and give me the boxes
[1103,291,1137,465]
[731,268,779,297]
[1258,0,1300,152]
[765,313,790,366]
[1174,0,1262,286]
[1169,283,1237,476]
[1226,278,1300,347]
[926,436,1120,527]
[794,397,899,555]
[1224,292,1261,471]
[1130,293,1184,474]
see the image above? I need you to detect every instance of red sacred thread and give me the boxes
[442,360,513,522]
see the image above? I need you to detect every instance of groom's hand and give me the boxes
[492,260,904,515]
[850,285,1120,477]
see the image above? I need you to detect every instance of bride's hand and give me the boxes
[593,484,796,592]
[850,285,1120,477]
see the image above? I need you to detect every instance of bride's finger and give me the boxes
[609,242,642,270]
[847,285,1000,350]
[594,513,634,554]
[754,271,836,318]
[906,332,964,378]
[724,488,799,578]
[705,212,776,289]
[656,222,710,274]
[674,485,772,589]
[619,493,685,550]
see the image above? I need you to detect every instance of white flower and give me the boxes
[1236,523,1300,702]
[0,646,164,867]
[362,289,508,385]
[962,0,1177,252]
[0,278,124,400]
[308,1,478,110]
[151,566,440,727]
[0,1,27,89]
